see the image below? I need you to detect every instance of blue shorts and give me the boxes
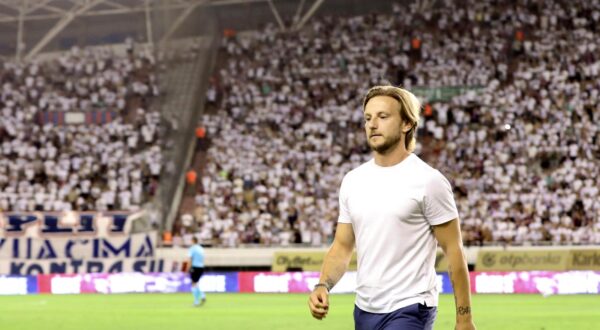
[354,303,437,330]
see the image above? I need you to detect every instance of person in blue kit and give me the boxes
[188,236,206,307]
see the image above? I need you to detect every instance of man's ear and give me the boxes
[401,121,414,133]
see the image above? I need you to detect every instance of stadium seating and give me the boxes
[0,44,161,212]
[175,0,600,246]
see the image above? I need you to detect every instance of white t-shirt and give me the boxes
[338,154,458,313]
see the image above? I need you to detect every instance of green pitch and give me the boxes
[1,293,599,330]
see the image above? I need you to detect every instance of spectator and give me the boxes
[176,0,600,247]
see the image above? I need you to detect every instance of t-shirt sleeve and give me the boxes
[188,248,193,258]
[337,175,352,223]
[423,170,459,226]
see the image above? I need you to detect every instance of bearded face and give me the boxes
[367,127,402,154]
[364,96,411,155]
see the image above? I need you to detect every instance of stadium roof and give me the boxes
[0,0,324,59]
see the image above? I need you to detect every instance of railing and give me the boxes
[153,8,220,236]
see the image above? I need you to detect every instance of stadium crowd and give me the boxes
[0,42,162,212]
[174,0,600,247]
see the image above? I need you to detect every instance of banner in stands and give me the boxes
[0,275,37,295]
[0,232,159,275]
[238,271,451,294]
[1,257,169,276]
[37,110,117,125]
[471,271,600,295]
[0,231,156,260]
[412,86,483,102]
[568,250,600,270]
[272,251,357,272]
[239,271,324,293]
[475,250,570,271]
[0,211,138,238]
[238,271,358,293]
[273,251,448,272]
[35,272,239,294]
[0,271,450,295]
[5,271,599,295]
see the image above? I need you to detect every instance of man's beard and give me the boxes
[368,133,402,154]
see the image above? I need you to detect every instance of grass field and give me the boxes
[1,293,599,329]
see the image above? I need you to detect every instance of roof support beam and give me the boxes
[0,0,307,23]
[267,0,285,31]
[292,0,305,25]
[294,0,323,31]
[0,0,330,58]
[103,0,130,10]
[24,0,58,14]
[159,0,205,43]
[25,0,104,60]
[0,0,206,23]
[144,0,153,45]
[32,4,68,15]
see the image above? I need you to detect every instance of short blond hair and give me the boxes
[362,85,421,152]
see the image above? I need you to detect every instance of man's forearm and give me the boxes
[446,246,473,323]
[318,248,352,290]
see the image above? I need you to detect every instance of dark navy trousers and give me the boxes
[354,303,437,330]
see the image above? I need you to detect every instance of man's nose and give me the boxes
[368,118,378,129]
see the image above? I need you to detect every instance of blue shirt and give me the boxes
[188,244,205,268]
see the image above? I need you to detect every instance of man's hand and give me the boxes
[308,223,354,321]
[456,320,476,330]
[308,286,329,320]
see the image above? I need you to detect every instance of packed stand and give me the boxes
[175,0,600,246]
[0,42,162,212]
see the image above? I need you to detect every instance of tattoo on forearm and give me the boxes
[449,265,471,317]
[457,306,471,315]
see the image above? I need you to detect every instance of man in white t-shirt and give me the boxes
[308,86,475,330]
